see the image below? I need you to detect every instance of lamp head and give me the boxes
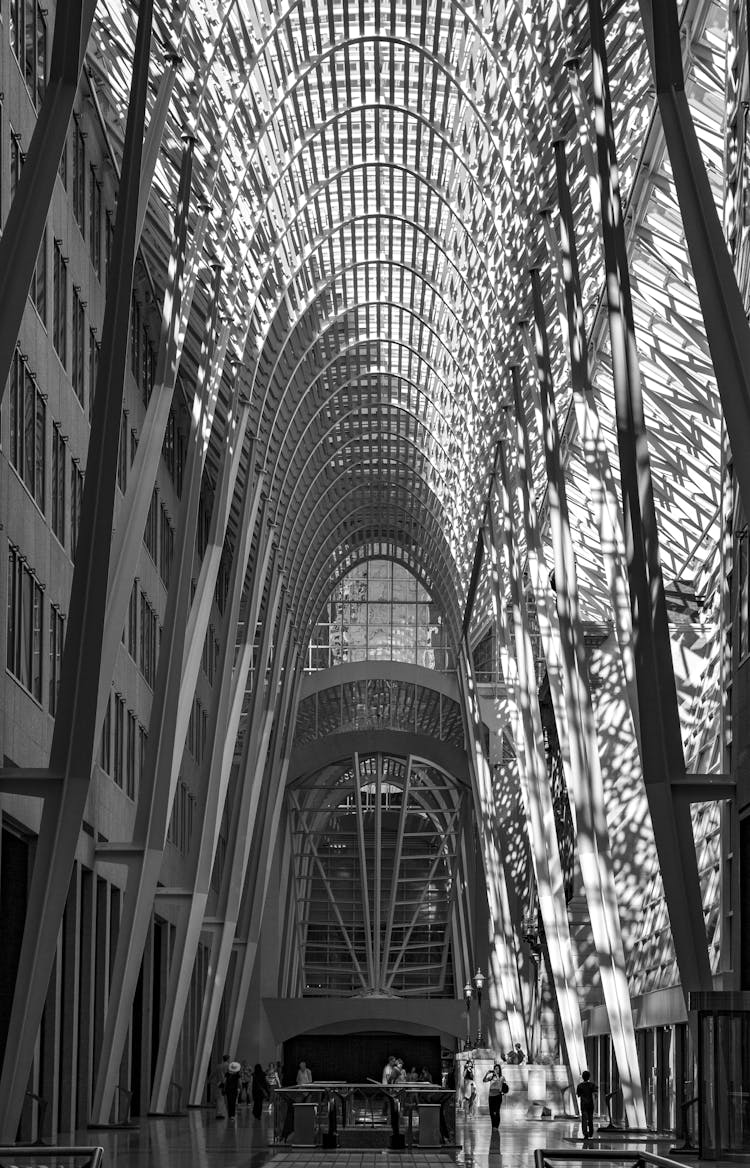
[473,968,485,991]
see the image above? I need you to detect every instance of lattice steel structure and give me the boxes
[1,0,749,1151]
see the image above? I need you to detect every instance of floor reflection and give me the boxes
[63,1107,737,1168]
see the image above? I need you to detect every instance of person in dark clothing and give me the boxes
[483,1063,509,1129]
[225,1060,242,1120]
[576,1071,598,1140]
[251,1062,270,1120]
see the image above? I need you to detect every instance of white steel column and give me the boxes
[148,467,272,1111]
[455,645,528,1055]
[91,265,226,1124]
[188,608,293,1100]
[492,440,587,1086]
[225,650,303,1051]
[527,268,646,1127]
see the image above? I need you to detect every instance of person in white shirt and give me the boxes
[296,1060,313,1086]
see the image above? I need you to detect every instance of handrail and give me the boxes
[0,1147,104,1168]
[534,1150,691,1168]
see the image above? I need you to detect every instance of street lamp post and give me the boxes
[463,981,473,1051]
[473,968,485,1047]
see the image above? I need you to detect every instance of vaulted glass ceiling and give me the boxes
[88,0,723,653]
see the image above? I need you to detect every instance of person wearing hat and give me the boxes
[225,1059,242,1120]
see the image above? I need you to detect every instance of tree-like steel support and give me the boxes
[456,644,529,1056]
[0,0,154,1140]
[547,139,640,744]
[97,134,196,734]
[225,649,304,1052]
[189,609,294,1102]
[91,263,226,1125]
[490,441,587,1088]
[148,462,269,1112]
[528,268,646,1128]
[638,0,750,515]
[0,0,99,400]
[588,0,713,999]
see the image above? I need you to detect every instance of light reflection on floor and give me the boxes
[59,1106,735,1168]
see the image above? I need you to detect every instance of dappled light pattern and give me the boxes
[83,0,728,1018]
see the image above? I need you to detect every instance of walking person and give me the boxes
[576,1070,598,1141]
[213,1053,229,1119]
[251,1062,270,1119]
[225,1060,242,1121]
[462,1059,475,1117]
[483,1063,509,1129]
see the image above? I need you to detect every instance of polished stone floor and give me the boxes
[15,1106,733,1168]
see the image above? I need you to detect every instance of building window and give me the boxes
[140,591,158,687]
[126,711,136,799]
[100,693,111,772]
[70,459,84,559]
[51,425,66,545]
[88,329,100,420]
[105,211,115,288]
[130,295,141,383]
[139,723,148,780]
[167,779,195,854]
[58,138,67,188]
[8,348,46,512]
[6,545,43,702]
[49,604,65,714]
[72,288,85,406]
[142,331,154,406]
[144,488,158,562]
[33,225,47,323]
[53,240,67,367]
[159,503,174,589]
[72,117,86,235]
[89,168,102,277]
[113,693,125,788]
[10,0,47,110]
[128,580,138,659]
[117,409,128,492]
[10,128,23,201]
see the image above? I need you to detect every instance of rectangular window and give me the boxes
[144,489,158,561]
[8,348,46,511]
[10,1,46,109]
[105,211,115,288]
[117,409,128,492]
[6,544,43,702]
[33,225,47,323]
[159,503,174,589]
[58,137,67,188]
[128,579,138,658]
[72,288,85,406]
[70,460,83,559]
[49,604,65,714]
[139,723,148,780]
[51,425,66,545]
[89,167,102,277]
[130,295,141,382]
[72,117,86,234]
[10,128,22,202]
[139,591,158,687]
[126,711,136,799]
[88,329,100,420]
[53,240,67,367]
[100,693,111,772]
[142,330,153,406]
[113,693,125,788]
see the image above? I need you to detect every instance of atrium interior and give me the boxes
[0,0,749,1165]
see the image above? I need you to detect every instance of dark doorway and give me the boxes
[283,1031,441,1085]
[0,824,29,1054]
